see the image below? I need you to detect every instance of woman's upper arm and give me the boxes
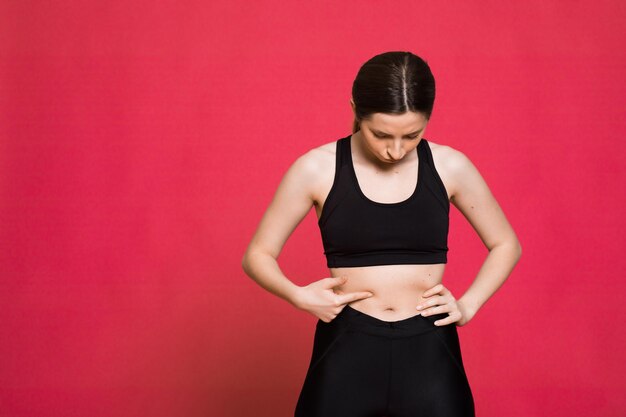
[446,148,521,251]
[244,151,319,259]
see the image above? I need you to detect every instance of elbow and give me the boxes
[241,252,251,275]
[241,247,252,274]
[504,232,522,260]
[240,249,266,275]
[513,240,522,261]
[241,247,277,276]
[491,238,522,261]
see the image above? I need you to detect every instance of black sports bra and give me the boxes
[317,134,450,268]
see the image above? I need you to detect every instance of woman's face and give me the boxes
[351,101,429,164]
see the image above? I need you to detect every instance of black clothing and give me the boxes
[318,135,449,268]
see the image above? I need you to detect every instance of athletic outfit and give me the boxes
[318,133,450,267]
[294,135,475,417]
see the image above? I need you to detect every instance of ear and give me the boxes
[349,97,356,113]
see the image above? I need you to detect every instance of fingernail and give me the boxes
[416,305,422,310]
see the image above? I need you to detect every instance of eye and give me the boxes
[372,132,419,139]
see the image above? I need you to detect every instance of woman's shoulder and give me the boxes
[309,138,340,156]
[425,139,474,173]
[281,138,340,192]
[425,138,483,199]
[295,138,340,172]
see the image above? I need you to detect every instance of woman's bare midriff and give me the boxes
[330,263,446,322]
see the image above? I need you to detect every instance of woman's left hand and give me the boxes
[416,284,474,327]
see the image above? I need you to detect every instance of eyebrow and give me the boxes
[371,128,424,136]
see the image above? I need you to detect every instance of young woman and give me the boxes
[241,51,522,417]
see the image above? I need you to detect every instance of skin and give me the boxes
[242,98,522,327]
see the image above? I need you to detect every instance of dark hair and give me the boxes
[351,51,436,134]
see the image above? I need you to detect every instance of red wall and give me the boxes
[1,1,624,416]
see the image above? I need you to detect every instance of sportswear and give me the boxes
[317,134,450,268]
[294,304,475,417]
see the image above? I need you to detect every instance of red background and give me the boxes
[1,1,625,416]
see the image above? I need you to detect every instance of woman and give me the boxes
[241,51,522,417]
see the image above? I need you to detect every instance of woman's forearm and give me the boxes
[458,241,522,319]
[241,251,302,308]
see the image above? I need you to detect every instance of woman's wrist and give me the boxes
[457,296,480,322]
[287,284,305,309]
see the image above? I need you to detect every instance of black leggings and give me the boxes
[294,304,475,417]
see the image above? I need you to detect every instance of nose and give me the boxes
[387,140,405,160]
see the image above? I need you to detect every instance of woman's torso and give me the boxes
[311,135,454,321]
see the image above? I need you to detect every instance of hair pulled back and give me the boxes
[351,51,436,134]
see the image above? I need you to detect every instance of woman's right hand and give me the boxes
[293,276,374,322]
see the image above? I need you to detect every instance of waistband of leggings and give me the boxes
[332,304,449,338]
